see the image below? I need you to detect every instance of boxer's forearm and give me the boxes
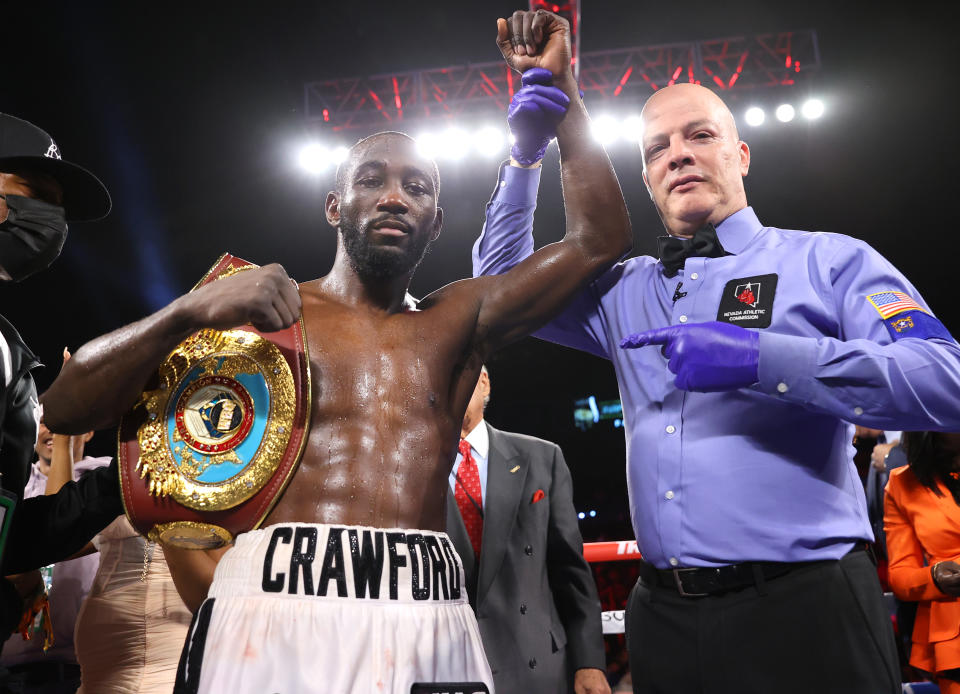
[554,78,632,266]
[44,263,300,434]
[42,297,199,433]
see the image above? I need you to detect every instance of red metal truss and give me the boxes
[304,30,819,131]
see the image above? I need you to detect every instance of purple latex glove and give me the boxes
[619,321,760,392]
[508,67,571,166]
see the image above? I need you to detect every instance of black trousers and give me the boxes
[625,550,900,694]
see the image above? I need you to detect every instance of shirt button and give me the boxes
[777,382,789,394]
[520,603,527,614]
[669,557,679,567]
[679,315,688,323]
[524,545,533,556]
[690,272,699,280]
[854,407,864,416]
[665,425,676,434]
[529,658,537,669]
[665,490,675,500]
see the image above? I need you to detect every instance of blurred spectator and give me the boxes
[885,431,960,692]
[611,671,631,692]
[0,418,107,693]
[72,516,193,694]
[866,431,906,562]
[446,367,608,694]
[20,373,195,694]
[0,113,120,636]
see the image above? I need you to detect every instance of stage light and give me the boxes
[298,143,330,174]
[744,107,765,127]
[592,115,620,146]
[775,104,795,123]
[474,126,506,157]
[439,127,471,161]
[578,512,586,520]
[621,115,644,143]
[331,145,349,165]
[801,98,825,120]
[415,132,443,159]
[589,510,597,518]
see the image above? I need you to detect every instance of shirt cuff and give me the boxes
[756,331,819,402]
[490,160,542,207]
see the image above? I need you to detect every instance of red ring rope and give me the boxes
[583,540,642,563]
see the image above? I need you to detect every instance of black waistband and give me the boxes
[639,543,872,598]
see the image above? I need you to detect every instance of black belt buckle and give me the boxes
[672,567,710,597]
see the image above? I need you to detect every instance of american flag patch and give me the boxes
[866,291,927,319]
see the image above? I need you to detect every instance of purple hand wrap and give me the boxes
[508,67,571,166]
[619,321,760,392]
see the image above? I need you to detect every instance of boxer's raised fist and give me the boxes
[496,10,572,81]
[183,263,301,334]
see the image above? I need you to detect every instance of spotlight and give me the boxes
[330,146,349,165]
[298,143,329,174]
[415,132,443,159]
[801,98,825,120]
[591,115,620,146]
[744,107,765,127]
[577,512,586,520]
[621,115,644,143]
[474,126,506,157]
[439,127,471,161]
[775,104,795,123]
[589,510,597,518]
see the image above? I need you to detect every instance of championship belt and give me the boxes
[118,254,311,549]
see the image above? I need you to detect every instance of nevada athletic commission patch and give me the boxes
[716,274,778,328]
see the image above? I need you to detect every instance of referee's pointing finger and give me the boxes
[620,327,675,349]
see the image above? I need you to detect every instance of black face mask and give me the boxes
[0,193,68,282]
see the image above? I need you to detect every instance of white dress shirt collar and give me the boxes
[462,419,489,460]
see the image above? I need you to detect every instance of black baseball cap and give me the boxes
[0,113,111,222]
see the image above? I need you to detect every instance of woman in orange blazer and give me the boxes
[885,431,960,692]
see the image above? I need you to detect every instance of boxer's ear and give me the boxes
[325,191,341,228]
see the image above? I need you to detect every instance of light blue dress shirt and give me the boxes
[473,163,960,569]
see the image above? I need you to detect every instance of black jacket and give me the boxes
[0,314,122,633]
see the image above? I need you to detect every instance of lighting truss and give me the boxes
[304,29,820,132]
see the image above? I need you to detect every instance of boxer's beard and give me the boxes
[339,216,433,280]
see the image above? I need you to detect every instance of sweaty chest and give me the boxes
[304,314,449,417]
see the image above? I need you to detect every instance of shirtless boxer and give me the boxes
[42,11,630,694]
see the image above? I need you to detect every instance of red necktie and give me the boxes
[455,438,484,557]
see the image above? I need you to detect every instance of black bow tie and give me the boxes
[657,224,727,278]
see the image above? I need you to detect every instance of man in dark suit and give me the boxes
[446,366,609,694]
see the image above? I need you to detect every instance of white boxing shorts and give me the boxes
[173,523,494,694]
